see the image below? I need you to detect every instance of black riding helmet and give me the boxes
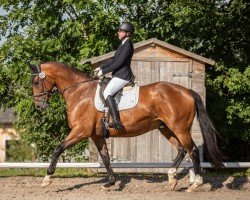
[118,22,134,35]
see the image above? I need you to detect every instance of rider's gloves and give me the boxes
[97,70,103,77]
[94,67,101,72]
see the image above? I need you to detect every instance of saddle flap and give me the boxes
[94,82,140,112]
[98,77,135,106]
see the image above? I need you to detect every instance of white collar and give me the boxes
[122,37,129,45]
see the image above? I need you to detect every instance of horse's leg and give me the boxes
[91,136,116,189]
[159,127,186,190]
[41,129,89,187]
[175,133,203,192]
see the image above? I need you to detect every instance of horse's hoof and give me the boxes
[115,180,121,187]
[100,182,115,191]
[41,180,52,188]
[101,185,110,191]
[186,175,203,192]
[169,179,178,191]
[40,175,52,188]
[186,183,201,192]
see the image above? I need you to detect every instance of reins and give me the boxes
[59,78,95,94]
[31,71,95,99]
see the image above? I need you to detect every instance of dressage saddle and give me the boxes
[99,76,135,138]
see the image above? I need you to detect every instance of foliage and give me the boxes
[5,140,36,162]
[0,0,249,161]
[207,66,250,141]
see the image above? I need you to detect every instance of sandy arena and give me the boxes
[0,175,249,200]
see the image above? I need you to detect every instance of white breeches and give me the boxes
[103,77,130,100]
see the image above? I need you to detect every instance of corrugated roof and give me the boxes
[81,38,215,66]
[0,108,14,124]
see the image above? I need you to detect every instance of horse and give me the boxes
[28,61,224,192]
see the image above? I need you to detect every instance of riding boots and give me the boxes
[105,95,124,130]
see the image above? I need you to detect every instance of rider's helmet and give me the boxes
[118,22,134,36]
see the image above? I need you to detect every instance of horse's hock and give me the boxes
[82,38,215,173]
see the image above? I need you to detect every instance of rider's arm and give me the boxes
[101,43,133,75]
[100,59,115,70]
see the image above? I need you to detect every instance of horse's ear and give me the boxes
[27,61,40,74]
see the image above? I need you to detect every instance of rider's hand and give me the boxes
[94,67,101,72]
[97,70,103,77]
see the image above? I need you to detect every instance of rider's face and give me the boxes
[118,29,127,40]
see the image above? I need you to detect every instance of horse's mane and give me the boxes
[46,61,91,78]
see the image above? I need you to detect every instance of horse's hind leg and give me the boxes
[175,132,203,192]
[91,136,116,189]
[159,127,187,191]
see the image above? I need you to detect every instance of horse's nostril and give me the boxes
[35,102,48,111]
[35,105,42,111]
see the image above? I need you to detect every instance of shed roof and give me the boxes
[0,108,14,124]
[81,38,215,66]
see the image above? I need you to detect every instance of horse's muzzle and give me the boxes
[35,101,49,111]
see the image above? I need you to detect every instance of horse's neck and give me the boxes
[54,69,94,102]
[53,69,90,92]
[63,79,98,110]
[42,62,93,103]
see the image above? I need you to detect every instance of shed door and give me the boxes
[110,60,192,172]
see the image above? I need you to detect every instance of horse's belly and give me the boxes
[110,120,160,137]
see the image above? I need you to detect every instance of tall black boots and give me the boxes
[105,95,123,130]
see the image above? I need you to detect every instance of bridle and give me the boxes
[31,72,53,99]
[31,67,94,105]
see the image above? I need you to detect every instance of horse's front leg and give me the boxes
[91,136,116,189]
[41,128,89,187]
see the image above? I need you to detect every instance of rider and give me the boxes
[94,22,135,130]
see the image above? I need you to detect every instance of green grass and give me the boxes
[0,168,249,178]
[0,168,98,178]
[204,168,250,177]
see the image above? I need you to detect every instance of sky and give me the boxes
[0,7,7,46]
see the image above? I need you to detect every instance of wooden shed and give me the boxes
[82,38,215,172]
[0,108,19,162]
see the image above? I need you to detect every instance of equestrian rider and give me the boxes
[94,22,135,130]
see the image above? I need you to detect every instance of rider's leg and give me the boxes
[103,77,129,129]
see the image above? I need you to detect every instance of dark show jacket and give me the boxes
[100,39,134,81]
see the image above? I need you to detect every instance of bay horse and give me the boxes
[28,61,224,192]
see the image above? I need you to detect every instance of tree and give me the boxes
[0,0,249,161]
[0,0,129,161]
[5,140,36,162]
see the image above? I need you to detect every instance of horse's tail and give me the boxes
[190,89,225,168]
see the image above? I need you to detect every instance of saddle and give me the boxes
[98,76,136,138]
[99,77,135,106]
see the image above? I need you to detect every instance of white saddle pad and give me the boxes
[94,84,140,112]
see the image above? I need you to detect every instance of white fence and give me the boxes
[0,162,249,168]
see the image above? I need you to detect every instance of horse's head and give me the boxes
[28,62,55,111]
